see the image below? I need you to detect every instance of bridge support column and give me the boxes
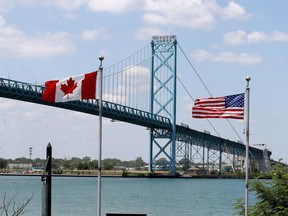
[149,35,177,175]
[219,147,222,174]
[256,148,271,172]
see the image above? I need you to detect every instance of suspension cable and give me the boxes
[177,42,243,142]
[105,43,151,70]
[177,76,220,137]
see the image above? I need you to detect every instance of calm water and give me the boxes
[0,175,253,216]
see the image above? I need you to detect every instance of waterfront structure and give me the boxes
[7,163,32,170]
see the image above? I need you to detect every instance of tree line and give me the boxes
[0,156,150,171]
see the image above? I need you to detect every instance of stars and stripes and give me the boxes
[192,93,245,119]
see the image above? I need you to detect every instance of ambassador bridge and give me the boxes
[0,35,271,175]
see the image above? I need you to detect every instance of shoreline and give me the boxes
[0,173,250,179]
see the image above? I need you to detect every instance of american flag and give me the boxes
[192,93,245,119]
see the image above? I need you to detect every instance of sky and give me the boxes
[0,0,287,163]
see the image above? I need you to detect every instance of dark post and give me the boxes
[106,214,146,216]
[41,143,52,216]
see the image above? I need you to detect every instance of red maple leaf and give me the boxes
[60,77,78,95]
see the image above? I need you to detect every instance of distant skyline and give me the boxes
[0,1,287,163]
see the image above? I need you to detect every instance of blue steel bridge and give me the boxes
[0,35,271,175]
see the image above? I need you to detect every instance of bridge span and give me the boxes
[0,77,271,174]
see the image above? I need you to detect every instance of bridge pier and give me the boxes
[149,35,177,175]
[255,148,271,172]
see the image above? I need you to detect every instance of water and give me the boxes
[0,175,252,216]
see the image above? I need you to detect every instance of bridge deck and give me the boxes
[0,77,270,159]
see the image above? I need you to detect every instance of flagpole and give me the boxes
[98,55,104,216]
[245,76,251,216]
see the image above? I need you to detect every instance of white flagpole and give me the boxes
[245,76,251,216]
[98,55,104,216]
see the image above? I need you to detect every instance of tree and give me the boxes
[233,160,288,215]
[82,156,91,162]
[178,158,190,171]
[13,157,31,164]
[102,158,122,170]
[33,158,45,167]
[135,157,146,169]
[89,160,98,170]
[0,193,33,216]
[0,158,7,170]
[156,158,170,170]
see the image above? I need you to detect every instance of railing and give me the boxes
[0,77,171,129]
[176,125,269,159]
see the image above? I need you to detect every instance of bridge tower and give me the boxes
[149,35,177,175]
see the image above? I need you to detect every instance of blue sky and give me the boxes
[0,0,287,163]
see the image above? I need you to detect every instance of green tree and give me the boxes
[135,157,146,169]
[89,160,98,170]
[233,160,288,215]
[14,157,31,164]
[62,160,72,170]
[33,158,45,167]
[156,158,169,170]
[52,158,64,170]
[82,156,91,162]
[122,160,136,168]
[102,158,122,170]
[0,158,7,170]
[178,158,190,171]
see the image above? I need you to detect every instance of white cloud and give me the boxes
[102,65,150,110]
[0,0,251,30]
[144,0,216,29]
[80,28,106,41]
[271,31,288,41]
[143,0,250,29]
[224,31,288,45]
[87,0,142,13]
[51,0,86,11]
[223,31,246,45]
[63,13,77,19]
[0,0,86,11]
[220,1,249,20]
[0,18,75,57]
[134,27,167,40]
[184,103,194,111]
[192,49,211,61]
[24,112,43,118]
[192,49,262,65]
[0,14,5,25]
[248,31,288,43]
[0,99,17,110]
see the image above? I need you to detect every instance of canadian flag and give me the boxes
[42,71,97,102]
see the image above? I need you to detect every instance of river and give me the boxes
[0,175,254,216]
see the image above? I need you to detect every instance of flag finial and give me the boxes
[99,55,104,67]
[246,76,251,88]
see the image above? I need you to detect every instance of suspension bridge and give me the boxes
[0,35,271,175]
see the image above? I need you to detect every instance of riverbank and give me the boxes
[0,170,264,179]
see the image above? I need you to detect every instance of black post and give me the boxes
[41,143,52,216]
